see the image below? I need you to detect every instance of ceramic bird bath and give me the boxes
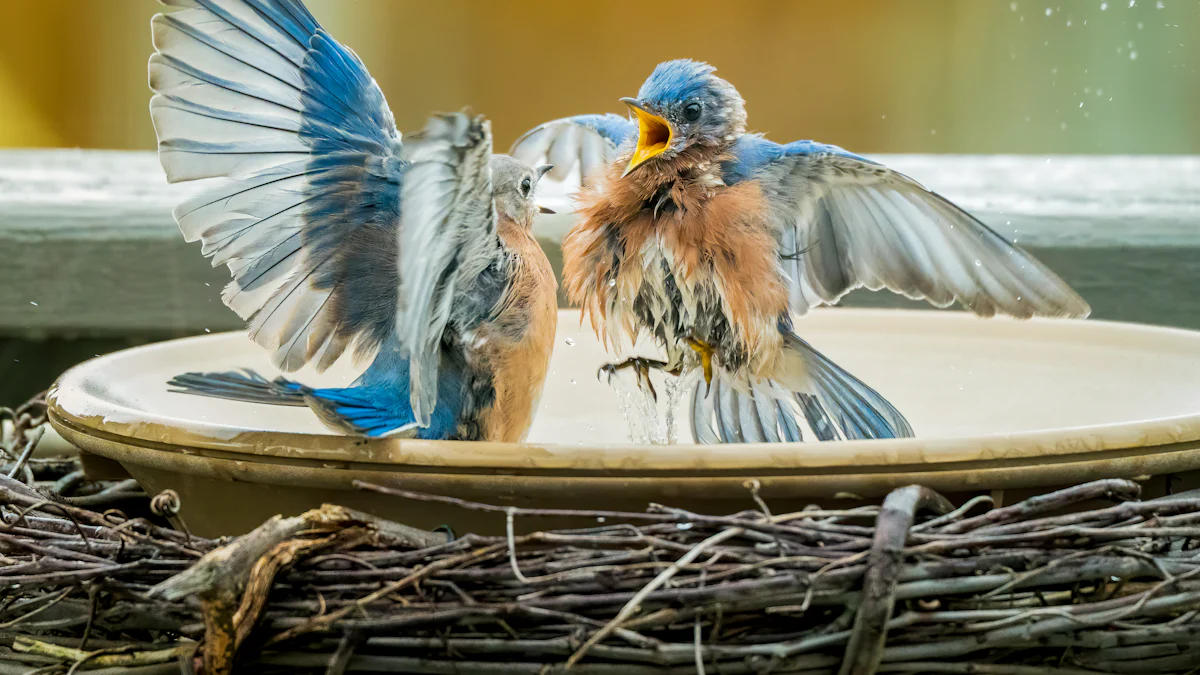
[48,308,1200,537]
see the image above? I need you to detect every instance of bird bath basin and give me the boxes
[48,308,1200,537]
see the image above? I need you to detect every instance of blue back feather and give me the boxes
[721,135,877,186]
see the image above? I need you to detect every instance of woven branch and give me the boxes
[5,467,1200,675]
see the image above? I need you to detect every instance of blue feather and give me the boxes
[567,113,637,148]
[637,59,719,106]
[721,135,878,186]
[167,343,469,440]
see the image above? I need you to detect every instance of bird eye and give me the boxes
[683,101,702,122]
[520,176,532,198]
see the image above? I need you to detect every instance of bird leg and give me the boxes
[686,337,715,395]
[597,357,678,402]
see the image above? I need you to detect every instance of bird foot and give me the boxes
[686,337,716,395]
[597,357,677,402]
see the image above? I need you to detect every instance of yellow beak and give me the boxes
[621,98,673,177]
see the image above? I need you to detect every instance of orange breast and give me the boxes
[563,161,788,375]
[473,223,558,442]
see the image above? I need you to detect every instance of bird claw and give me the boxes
[597,357,672,402]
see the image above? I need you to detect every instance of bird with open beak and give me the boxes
[512,59,1089,443]
[148,0,558,441]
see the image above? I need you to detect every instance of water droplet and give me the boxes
[608,279,617,287]
[564,338,576,346]
[1157,0,1165,7]
[569,378,577,385]
[204,328,211,333]
[1010,1,1018,9]
[676,522,694,530]
[974,259,982,267]
[1045,7,1052,15]
[596,516,606,523]
[1079,102,1084,108]
[28,301,37,306]
[1129,0,1136,6]
[1017,295,1023,301]
[930,128,938,136]
[1129,50,1138,60]
[1100,1,1107,9]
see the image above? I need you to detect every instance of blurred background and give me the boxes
[1,0,1197,154]
[0,0,1197,405]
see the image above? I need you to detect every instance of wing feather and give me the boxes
[396,112,502,426]
[509,113,636,211]
[726,136,1090,319]
[150,0,406,374]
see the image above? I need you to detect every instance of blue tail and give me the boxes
[168,347,468,439]
[168,370,307,406]
[781,330,913,441]
[689,325,913,444]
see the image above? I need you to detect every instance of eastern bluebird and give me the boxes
[149,0,558,441]
[513,59,1089,444]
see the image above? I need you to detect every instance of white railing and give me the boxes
[0,149,1198,335]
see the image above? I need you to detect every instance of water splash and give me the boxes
[609,375,661,443]
[663,369,701,444]
[608,367,700,444]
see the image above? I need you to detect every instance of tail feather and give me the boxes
[167,369,307,406]
[691,374,804,444]
[689,331,913,444]
[797,393,838,441]
[784,331,913,440]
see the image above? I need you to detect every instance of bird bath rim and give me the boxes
[47,308,1200,475]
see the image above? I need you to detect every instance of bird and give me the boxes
[148,0,558,441]
[511,59,1090,444]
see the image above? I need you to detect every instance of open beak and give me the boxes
[538,205,555,214]
[620,97,673,177]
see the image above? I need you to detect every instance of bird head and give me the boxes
[490,155,554,228]
[621,59,746,177]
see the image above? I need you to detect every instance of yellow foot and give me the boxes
[686,337,715,395]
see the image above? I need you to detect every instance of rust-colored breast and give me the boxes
[474,221,559,442]
[563,160,788,369]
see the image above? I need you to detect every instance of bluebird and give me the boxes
[512,59,1089,444]
[148,0,558,440]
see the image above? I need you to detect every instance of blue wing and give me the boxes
[722,134,1090,319]
[150,0,405,372]
[509,113,636,211]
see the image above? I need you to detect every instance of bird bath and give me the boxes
[48,308,1200,537]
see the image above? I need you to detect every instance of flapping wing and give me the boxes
[724,136,1090,319]
[149,0,405,372]
[509,113,635,211]
[398,112,502,426]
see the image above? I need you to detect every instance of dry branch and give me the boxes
[6,462,1200,674]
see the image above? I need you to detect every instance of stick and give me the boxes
[839,486,952,675]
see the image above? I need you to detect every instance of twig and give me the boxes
[840,486,953,675]
[566,527,744,667]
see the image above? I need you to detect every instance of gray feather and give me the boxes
[396,112,501,426]
[758,153,1091,319]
